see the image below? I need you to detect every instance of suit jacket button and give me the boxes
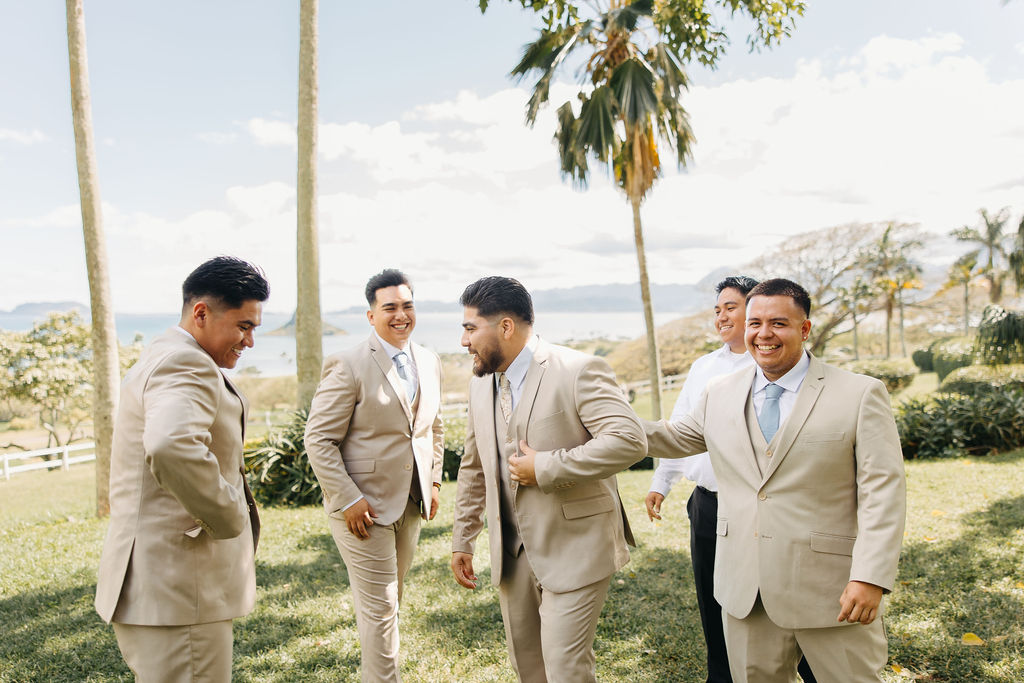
[766,449,773,458]
[404,464,412,470]
[758,492,767,501]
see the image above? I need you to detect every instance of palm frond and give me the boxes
[512,22,592,124]
[609,58,657,128]
[607,0,654,32]
[555,101,589,188]
[577,85,619,163]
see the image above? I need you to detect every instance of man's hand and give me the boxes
[424,485,440,521]
[343,498,377,539]
[509,440,537,486]
[451,551,477,589]
[837,580,883,624]
[645,491,666,521]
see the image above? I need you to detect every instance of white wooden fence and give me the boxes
[2,443,96,480]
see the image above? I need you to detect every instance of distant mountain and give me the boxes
[3,301,87,315]
[331,282,716,316]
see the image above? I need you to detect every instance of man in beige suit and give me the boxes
[305,269,443,682]
[96,256,268,682]
[451,276,646,682]
[646,278,906,683]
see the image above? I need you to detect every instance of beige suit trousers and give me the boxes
[328,498,422,682]
[113,620,232,683]
[497,549,611,683]
[724,596,887,683]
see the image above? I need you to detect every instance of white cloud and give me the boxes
[0,128,47,145]
[247,118,295,147]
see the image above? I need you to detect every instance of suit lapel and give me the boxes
[409,343,436,427]
[728,370,764,487]
[221,371,248,439]
[759,354,826,484]
[471,375,499,478]
[514,340,548,446]
[369,335,413,423]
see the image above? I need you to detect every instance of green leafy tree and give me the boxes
[834,276,877,360]
[487,0,804,417]
[952,207,1014,304]
[1009,213,1024,294]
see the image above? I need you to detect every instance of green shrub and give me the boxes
[245,409,322,506]
[910,347,933,373]
[895,390,1024,459]
[442,415,466,481]
[940,364,1024,394]
[844,359,917,392]
[975,305,1024,365]
[931,337,974,381]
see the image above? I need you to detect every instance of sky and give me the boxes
[1,0,1022,314]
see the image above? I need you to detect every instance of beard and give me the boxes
[471,344,505,377]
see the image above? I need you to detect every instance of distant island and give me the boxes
[2,301,88,316]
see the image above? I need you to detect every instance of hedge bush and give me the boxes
[895,389,1024,459]
[975,305,1024,365]
[931,337,975,381]
[245,408,321,506]
[910,347,933,373]
[844,359,917,393]
[940,363,1024,395]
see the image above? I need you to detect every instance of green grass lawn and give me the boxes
[2,454,1023,682]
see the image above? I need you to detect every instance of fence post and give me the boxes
[62,445,70,472]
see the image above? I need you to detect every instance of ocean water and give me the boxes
[0,310,686,377]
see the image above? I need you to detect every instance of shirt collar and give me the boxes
[753,350,810,394]
[373,330,409,360]
[496,334,537,392]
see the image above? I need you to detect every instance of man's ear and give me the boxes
[500,316,515,340]
[192,301,210,327]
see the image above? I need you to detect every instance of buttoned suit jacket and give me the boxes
[95,329,259,626]
[451,339,646,593]
[645,354,906,629]
[304,334,444,525]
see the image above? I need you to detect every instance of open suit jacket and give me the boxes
[95,329,259,625]
[304,334,444,524]
[646,354,906,629]
[451,339,646,593]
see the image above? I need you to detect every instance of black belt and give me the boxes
[696,485,717,498]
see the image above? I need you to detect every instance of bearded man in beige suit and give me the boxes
[451,276,646,682]
[305,269,443,682]
[646,278,906,683]
[95,256,268,682]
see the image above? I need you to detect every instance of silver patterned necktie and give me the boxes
[758,383,784,443]
[394,351,415,402]
[497,372,512,424]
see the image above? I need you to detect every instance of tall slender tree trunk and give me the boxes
[296,0,322,408]
[962,282,970,336]
[66,0,118,517]
[851,310,859,360]
[631,198,662,419]
[884,296,893,359]
[898,288,907,357]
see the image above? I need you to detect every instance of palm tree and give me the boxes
[859,223,922,359]
[944,250,980,336]
[1009,214,1024,294]
[66,0,119,517]
[835,276,875,360]
[952,207,1013,304]
[296,0,323,408]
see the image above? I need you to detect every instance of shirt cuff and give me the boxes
[341,495,364,512]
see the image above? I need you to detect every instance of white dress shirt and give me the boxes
[650,345,753,495]
[752,350,810,426]
[494,334,538,411]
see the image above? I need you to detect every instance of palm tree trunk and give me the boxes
[884,296,893,359]
[296,0,322,408]
[631,198,662,419]
[852,310,859,360]
[962,282,969,336]
[66,0,118,517]
[898,288,907,357]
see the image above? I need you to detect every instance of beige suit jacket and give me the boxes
[305,335,444,525]
[646,354,906,629]
[95,329,258,625]
[451,339,646,593]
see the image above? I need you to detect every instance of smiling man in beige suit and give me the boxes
[95,256,268,682]
[305,269,443,682]
[645,278,906,683]
[451,276,646,683]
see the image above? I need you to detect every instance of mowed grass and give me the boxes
[1,453,1023,682]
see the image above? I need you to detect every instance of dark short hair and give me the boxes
[746,278,811,316]
[715,275,759,297]
[182,256,269,310]
[365,269,411,307]
[460,276,535,325]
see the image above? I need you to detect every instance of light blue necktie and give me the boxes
[759,383,784,443]
[394,351,415,402]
